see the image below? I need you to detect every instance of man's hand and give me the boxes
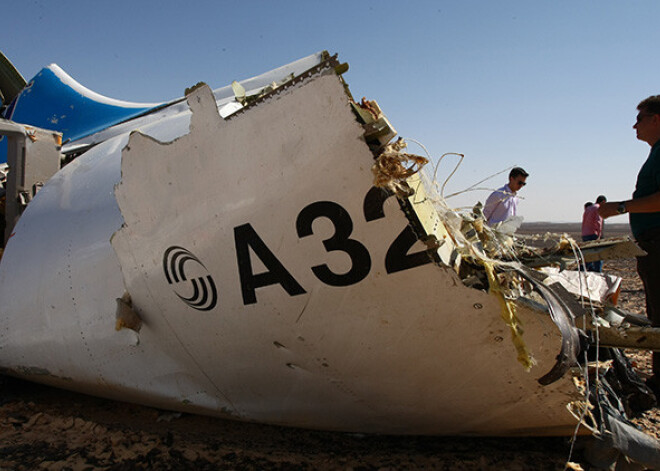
[598,201,621,219]
[599,191,660,218]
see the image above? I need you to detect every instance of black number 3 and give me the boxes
[296,201,371,286]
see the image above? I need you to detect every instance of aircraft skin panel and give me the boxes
[60,52,327,153]
[0,52,325,163]
[0,104,231,410]
[0,56,581,436]
[1,52,327,164]
[122,69,575,434]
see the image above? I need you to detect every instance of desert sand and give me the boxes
[0,223,658,470]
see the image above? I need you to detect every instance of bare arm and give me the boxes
[599,191,660,218]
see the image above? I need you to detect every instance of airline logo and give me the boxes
[163,246,218,311]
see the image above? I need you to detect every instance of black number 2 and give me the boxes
[363,186,433,273]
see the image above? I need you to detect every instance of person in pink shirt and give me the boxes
[581,195,607,271]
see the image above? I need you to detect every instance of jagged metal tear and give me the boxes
[604,409,660,468]
[516,269,660,466]
[515,267,581,385]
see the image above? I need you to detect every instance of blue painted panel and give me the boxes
[1,65,162,163]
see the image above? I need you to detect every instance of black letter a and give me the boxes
[234,223,306,305]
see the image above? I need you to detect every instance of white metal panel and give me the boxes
[0,59,581,436]
[111,71,578,434]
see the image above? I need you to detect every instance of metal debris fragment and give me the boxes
[372,138,428,196]
[115,292,142,333]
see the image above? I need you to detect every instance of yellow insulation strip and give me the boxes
[483,262,536,371]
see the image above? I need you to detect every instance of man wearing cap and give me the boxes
[599,95,660,395]
[483,167,529,225]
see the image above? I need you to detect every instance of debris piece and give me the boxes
[115,292,142,333]
[595,325,660,351]
[372,138,428,196]
[540,267,622,305]
[230,80,246,104]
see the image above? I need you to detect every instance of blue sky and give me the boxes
[3,0,659,222]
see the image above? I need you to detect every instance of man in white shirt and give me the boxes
[483,167,529,225]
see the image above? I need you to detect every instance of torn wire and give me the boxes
[372,138,428,195]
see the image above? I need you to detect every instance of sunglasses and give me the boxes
[636,113,657,124]
[516,180,526,186]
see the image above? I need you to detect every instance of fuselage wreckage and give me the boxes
[0,50,659,466]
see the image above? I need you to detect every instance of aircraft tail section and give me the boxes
[2,63,161,159]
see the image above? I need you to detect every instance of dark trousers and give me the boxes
[581,234,603,272]
[636,227,660,376]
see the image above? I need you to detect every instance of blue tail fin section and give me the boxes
[1,64,162,162]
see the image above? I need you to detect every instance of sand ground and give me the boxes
[1,224,658,470]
